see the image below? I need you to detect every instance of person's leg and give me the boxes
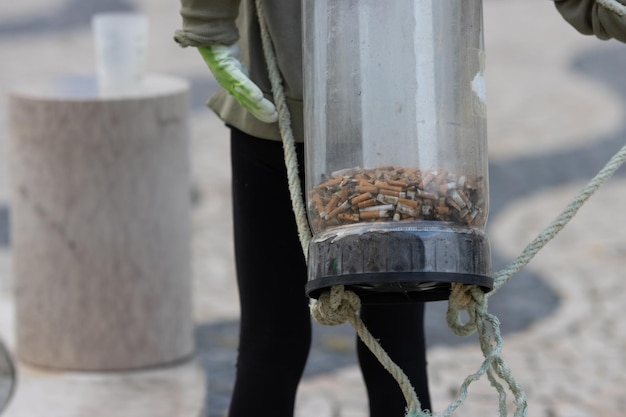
[227,127,310,417]
[358,303,431,416]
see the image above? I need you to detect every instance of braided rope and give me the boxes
[254,0,312,260]
[442,136,626,417]
[311,285,428,416]
[490,141,626,293]
[254,0,626,415]
[444,286,528,417]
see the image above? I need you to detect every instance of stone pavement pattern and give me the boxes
[1,0,626,416]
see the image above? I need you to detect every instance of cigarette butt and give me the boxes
[331,167,361,177]
[416,189,438,200]
[468,208,483,226]
[446,197,462,211]
[393,213,401,221]
[338,213,360,222]
[457,189,471,208]
[351,192,373,204]
[318,177,343,189]
[374,181,404,192]
[356,185,378,194]
[396,203,418,217]
[327,200,351,218]
[360,210,389,220]
[324,194,341,214]
[357,198,377,209]
[388,178,408,187]
[420,170,437,188]
[341,186,349,201]
[377,194,398,204]
[449,190,466,208]
[360,204,394,213]
[312,193,325,213]
[379,189,401,197]
[407,170,422,184]
[439,182,457,194]
[397,198,419,209]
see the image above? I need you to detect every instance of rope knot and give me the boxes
[446,283,486,337]
[311,285,361,326]
[449,282,478,309]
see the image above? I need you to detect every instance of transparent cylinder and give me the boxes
[303,0,492,302]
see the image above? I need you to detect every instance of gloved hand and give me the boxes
[554,0,626,43]
[198,44,278,123]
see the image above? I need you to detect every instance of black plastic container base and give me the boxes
[306,222,493,304]
[306,271,492,303]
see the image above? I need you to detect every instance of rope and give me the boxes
[254,0,626,415]
[254,0,312,261]
[490,141,626,293]
[311,285,428,417]
[444,285,528,417]
[442,138,626,417]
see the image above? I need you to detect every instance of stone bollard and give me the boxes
[8,74,194,370]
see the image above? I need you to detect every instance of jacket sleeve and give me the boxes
[174,0,241,47]
[554,0,626,43]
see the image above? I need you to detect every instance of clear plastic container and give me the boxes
[303,0,492,302]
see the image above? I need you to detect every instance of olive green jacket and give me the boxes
[174,0,303,142]
[173,0,626,143]
[555,0,626,43]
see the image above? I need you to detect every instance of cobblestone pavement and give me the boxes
[1,1,626,416]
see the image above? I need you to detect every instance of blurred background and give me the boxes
[0,0,625,416]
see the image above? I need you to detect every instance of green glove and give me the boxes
[554,0,626,43]
[198,44,278,124]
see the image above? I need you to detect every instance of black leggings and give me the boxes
[228,127,431,417]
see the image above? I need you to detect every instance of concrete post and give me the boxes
[8,74,194,370]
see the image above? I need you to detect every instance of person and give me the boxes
[175,2,431,416]
[174,1,626,417]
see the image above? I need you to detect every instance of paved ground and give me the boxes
[1,0,626,416]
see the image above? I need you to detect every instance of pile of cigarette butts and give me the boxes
[308,166,486,230]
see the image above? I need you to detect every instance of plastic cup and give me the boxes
[92,13,149,92]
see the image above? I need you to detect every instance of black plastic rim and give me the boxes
[305,271,493,304]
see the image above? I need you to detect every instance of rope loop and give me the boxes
[446,283,487,337]
[310,285,361,326]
